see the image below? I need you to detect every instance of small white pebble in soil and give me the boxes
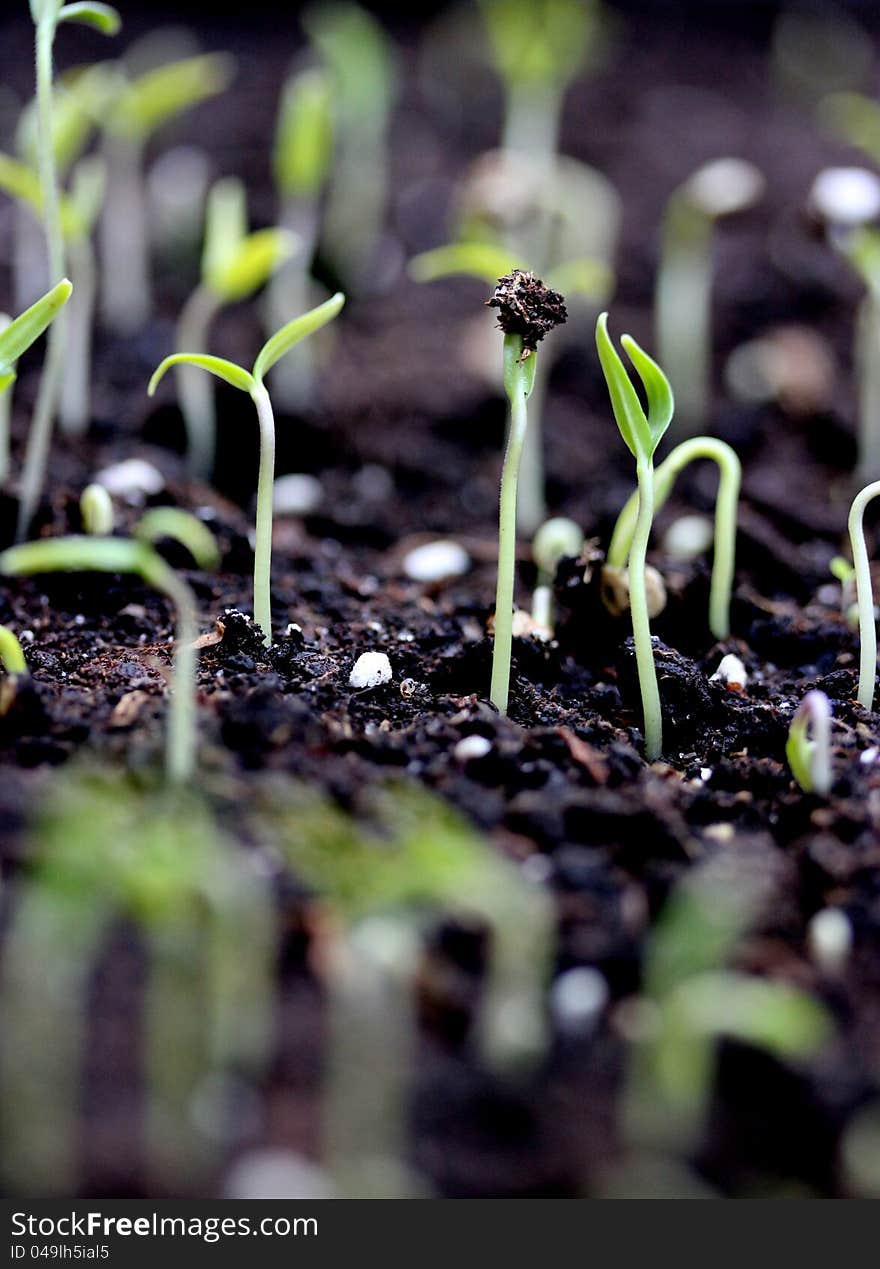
[454,734,492,763]
[223,1148,334,1200]
[685,157,765,218]
[19,630,34,643]
[349,651,392,689]
[272,473,323,516]
[551,967,609,1036]
[285,623,302,637]
[807,907,853,975]
[663,514,714,561]
[811,166,880,226]
[861,747,879,765]
[710,653,748,690]
[403,539,470,583]
[700,767,713,782]
[95,458,165,505]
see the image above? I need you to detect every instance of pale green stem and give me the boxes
[490,347,530,714]
[141,554,198,783]
[502,80,562,174]
[0,385,10,487]
[608,438,741,641]
[531,580,553,631]
[655,198,712,437]
[19,16,67,542]
[516,357,547,535]
[267,198,319,411]
[631,458,662,760]
[848,479,880,711]
[856,291,880,487]
[59,237,96,436]
[100,134,149,333]
[176,284,221,479]
[250,382,276,646]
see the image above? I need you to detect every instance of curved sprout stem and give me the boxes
[631,458,663,760]
[786,690,832,797]
[849,479,880,710]
[250,382,276,646]
[608,437,740,641]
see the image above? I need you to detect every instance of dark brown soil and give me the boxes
[2,3,880,1199]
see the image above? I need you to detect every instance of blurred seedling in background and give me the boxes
[531,516,583,635]
[0,278,71,491]
[79,480,114,534]
[176,176,295,478]
[267,66,335,410]
[772,3,873,108]
[0,507,219,783]
[97,47,236,333]
[259,780,554,1197]
[21,2,119,545]
[0,624,29,718]
[655,158,764,436]
[149,293,345,646]
[303,1,397,291]
[617,857,831,1185]
[487,271,567,714]
[595,312,673,761]
[605,436,741,642]
[786,690,833,797]
[0,767,273,1195]
[848,478,880,711]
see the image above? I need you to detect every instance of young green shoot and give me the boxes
[488,271,566,713]
[656,158,764,436]
[149,293,345,645]
[0,510,218,783]
[531,516,583,633]
[79,481,114,535]
[596,311,674,761]
[786,690,833,797]
[176,176,295,478]
[848,479,880,710]
[606,437,741,641]
[268,66,335,410]
[0,279,72,513]
[0,624,29,716]
[96,49,234,333]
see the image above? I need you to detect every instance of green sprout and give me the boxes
[848,479,880,710]
[531,516,583,633]
[487,271,567,714]
[149,293,345,645]
[786,690,833,797]
[606,437,741,641]
[176,177,295,478]
[303,1,397,289]
[98,51,236,333]
[79,481,114,535]
[267,66,335,410]
[22,3,118,545]
[0,278,71,492]
[596,312,674,760]
[0,623,28,718]
[655,158,764,436]
[0,509,219,783]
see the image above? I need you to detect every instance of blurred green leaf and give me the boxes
[149,353,255,396]
[478,0,597,91]
[254,291,345,382]
[304,1,396,129]
[548,255,613,302]
[820,92,880,165]
[201,177,247,288]
[0,279,72,378]
[57,2,121,35]
[134,508,220,571]
[409,241,521,284]
[274,66,334,199]
[110,53,236,142]
[0,535,146,580]
[207,228,295,304]
[0,151,85,239]
[676,971,832,1059]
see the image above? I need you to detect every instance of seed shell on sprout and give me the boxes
[486,270,567,357]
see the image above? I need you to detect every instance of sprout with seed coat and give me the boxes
[531,516,583,633]
[786,690,833,797]
[596,312,674,760]
[79,482,114,535]
[848,479,880,710]
[149,293,345,646]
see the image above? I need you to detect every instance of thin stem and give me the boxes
[266,197,319,411]
[142,555,198,784]
[176,284,221,479]
[36,17,64,285]
[516,357,547,535]
[0,377,10,487]
[630,458,663,760]
[490,345,530,714]
[848,480,880,711]
[856,291,880,487]
[59,237,96,435]
[16,318,66,541]
[250,382,276,646]
[99,134,149,334]
[608,437,741,640]
[655,197,712,437]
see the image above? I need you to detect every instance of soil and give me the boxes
[2,3,880,1198]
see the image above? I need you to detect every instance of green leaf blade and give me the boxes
[621,333,675,454]
[273,67,335,199]
[409,242,521,284]
[148,353,254,397]
[113,53,236,143]
[595,312,651,460]
[57,3,121,35]
[207,229,296,304]
[0,536,144,579]
[134,509,220,571]
[0,279,72,374]
[254,292,345,383]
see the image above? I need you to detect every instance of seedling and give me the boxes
[24,3,119,538]
[149,293,345,645]
[596,312,674,760]
[487,271,567,714]
[606,437,741,641]
[0,624,28,714]
[786,690,833,797]
[303,1,397,288]
[655,158,764,435]
[79,481,114,535]
[96,48,234,333]
[848,479,880,710]
[531,516,583,633]
[0,509,219,782]
[0,278,71,492]
[176,176,295,478]
[267,66,335,410]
